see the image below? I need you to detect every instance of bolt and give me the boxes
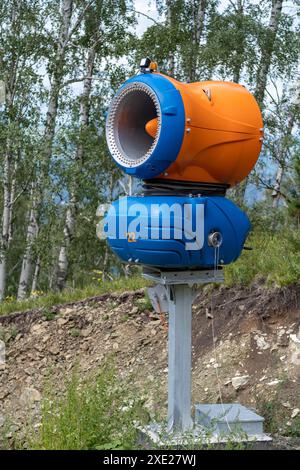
[186,128,191,133]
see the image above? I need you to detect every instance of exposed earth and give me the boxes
[0,280,300,449]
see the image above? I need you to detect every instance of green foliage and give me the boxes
[225,228,300,287]
[133,294,153,313]
[0,0,299,302]
[287,155,300,224]
[285,417,300,438]
[70,328,81,338]
[42,309,56,321]
[0,324,18,342]
[27,363,144,450]
[0,275,149,317]
[256,398,281,435]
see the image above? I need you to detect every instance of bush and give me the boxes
[0,275,149,317]
[225,229,300,286]
[28,363,145,450]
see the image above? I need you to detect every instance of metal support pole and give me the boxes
[167,284,193,432]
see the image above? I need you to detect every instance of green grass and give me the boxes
[26,363,146,450]
[0,275,149,317]
[1,229,299,318]
[225,229,300,287]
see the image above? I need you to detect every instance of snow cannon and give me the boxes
[106,61,263,188]
[103,195,250,270]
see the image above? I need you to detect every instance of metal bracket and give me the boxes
[143,266,224,286]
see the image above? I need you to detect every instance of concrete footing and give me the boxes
[138,404,271,449]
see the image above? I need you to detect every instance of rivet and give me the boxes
[186,128,191,133]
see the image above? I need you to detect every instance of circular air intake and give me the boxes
[106,82,161,168]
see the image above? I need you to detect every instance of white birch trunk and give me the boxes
[189,0,207,82]
[56,200,76,291]
[17,187,39,299]
[255,0,283,105]
[232,0,244,84]
[30,256,41,295]
[0,1,20,301]
[166,0,175,75]
[17,0,73,298]
[56,43,96,290]
[0,152,11,301]
[272,81,300,208]
[235,0,283,204]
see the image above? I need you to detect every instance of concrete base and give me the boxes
[138,422,272,449]
[138,404,271,449]
[195,403,265,437]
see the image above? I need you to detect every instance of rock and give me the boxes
[42,334,51,343]
[267,379,280,386]
[57,317,69,326]
[48,344,60,355]
[289,334,300,365]
[0,390,10,400]
[282,402,292,409]
[0,340,5,365]
[20,387,41,406]
[30,324,45,335]
[60,307,73,315]
[231,375,250,390]
[150,319,161,326]
[0,414,5,427]
[291,408,300,419]
[81,327,93,337]
[254,334,270,350]
[205,308,213,319]
[112,342,119,350]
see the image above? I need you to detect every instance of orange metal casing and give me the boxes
[157,74,263,187]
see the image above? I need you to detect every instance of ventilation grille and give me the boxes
[106,82,161,168]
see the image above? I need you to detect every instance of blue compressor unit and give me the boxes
[104,195,250,269]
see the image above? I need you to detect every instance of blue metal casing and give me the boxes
[104,195,250,269]
[106,73,185,179]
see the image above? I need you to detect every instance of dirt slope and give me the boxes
[0,282,300,446]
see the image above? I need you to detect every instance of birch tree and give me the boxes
[271,80,300,208]
[55,0,135,290]
[255,0,283,106]
[17,0,75,299]
[0,1,44,301]
[56,43,96,291]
